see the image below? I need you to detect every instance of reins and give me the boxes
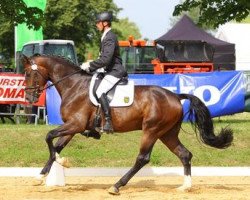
[41,69,82,91]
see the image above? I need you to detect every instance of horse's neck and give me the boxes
[49,68,90,98]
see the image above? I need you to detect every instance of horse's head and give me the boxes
[21,55,49,103]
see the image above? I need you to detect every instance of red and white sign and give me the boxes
[0,73,45,106]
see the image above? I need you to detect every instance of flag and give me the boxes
[15,0,47,51]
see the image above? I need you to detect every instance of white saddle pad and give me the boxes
[89,73,134,107]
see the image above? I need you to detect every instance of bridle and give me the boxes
[25,59,82,100]
[25,61,48,100]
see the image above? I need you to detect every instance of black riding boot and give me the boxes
[99,94,114,133]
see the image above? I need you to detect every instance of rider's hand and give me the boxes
[80,62,90,72]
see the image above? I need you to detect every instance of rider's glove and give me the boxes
[80,62,90,72]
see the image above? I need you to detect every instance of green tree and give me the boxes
[170,7,216,31]
[0,15,14,65]
[113,18,141,40]
[43,0,121,62]
[0,0,44,30]
[241,16,250,23]
[84,18,141,61]
[0,0,141,64]
[174,0,250,28]
[0,0,44,65]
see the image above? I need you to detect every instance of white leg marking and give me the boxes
[177,175,192,191]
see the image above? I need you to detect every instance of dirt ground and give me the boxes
[0,176,249,200]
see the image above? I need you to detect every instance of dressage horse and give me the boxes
[22,55,233,194]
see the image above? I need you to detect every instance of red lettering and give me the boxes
[4,88,17,98]
[17,79,26,86]
[3,79,10,85]
[0,88,3,96]
[10,79,16,86]
[16,89,25,98]
[0,75,26,102]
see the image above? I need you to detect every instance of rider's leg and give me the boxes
[96,75,120,133]
[99,93,113,133]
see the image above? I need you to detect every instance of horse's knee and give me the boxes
[45,130,56,143]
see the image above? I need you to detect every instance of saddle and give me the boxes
[85,73,134,136]
[89,73,134,107]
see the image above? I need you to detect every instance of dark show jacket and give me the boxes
[89,30,127,78]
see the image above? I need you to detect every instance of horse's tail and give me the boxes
[178,93,233,149]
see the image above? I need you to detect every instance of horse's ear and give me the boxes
[21,54,31,66]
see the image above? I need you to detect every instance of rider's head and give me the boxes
[95,11,112,32]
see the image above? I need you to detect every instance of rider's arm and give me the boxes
[89,35,115,72]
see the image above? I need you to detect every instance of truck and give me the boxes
[18,37,213,75]
[119,36,156,74]
[119,36,214,74]
[17,39,78,73]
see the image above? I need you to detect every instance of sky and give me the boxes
[113,0,181,40]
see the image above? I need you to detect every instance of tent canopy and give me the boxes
[155,15,235,70]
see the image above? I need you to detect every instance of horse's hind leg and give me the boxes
[173,143,193,191]
[109,133,157,195]
[160,124,193,191]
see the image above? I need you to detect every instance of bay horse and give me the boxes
[22,54,233,194]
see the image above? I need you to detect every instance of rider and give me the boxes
[80,11,127,133]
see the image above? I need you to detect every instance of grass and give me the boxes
[0,113,249,167]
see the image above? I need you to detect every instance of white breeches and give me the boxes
[96,75,120,98]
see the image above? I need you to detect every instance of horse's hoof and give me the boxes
[59,157,70,168]
[177,185,191,192]
[35,174,46,179]
[108,186,120,195]
[32,174,45,186]
[56,154,70,168]
[32,179,43,186]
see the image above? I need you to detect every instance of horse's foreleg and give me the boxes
[109,135,156,195]
[55,135,74,153]
[40,134,74,175]
[39,129,58,175]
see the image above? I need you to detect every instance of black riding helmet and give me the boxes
[96,11,113,23]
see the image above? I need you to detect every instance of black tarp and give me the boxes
[155,15,235,70]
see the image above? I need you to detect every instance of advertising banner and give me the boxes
[130,71,245,118]
[46,71,245,125]
[0,73,45,106]
[0,73,26,104]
